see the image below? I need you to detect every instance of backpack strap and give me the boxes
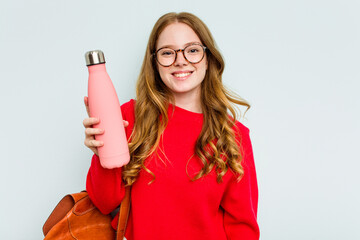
[116,186,131,240]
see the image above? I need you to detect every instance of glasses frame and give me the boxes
[153,43,207,67]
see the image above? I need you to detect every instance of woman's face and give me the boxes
[155,22,207,102]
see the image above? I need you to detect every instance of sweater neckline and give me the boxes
[168,103,203,122]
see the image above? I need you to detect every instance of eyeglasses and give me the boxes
[153,43,207,67]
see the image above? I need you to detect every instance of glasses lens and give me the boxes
[157,48,175,66]
[184,44,204,63]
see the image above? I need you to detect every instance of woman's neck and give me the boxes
[173,92,202,113]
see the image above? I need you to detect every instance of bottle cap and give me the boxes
[85,50,106,66]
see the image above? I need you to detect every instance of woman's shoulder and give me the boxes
[120,99,136,120]
[121,99,136,137]
[232,120,252,146]
[233,120,250,134]
[121,99,135,111]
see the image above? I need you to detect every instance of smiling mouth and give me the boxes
[172,72,193,78]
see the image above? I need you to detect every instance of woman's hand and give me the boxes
[83,96,129,156]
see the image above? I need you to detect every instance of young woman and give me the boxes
[83,12,259,240]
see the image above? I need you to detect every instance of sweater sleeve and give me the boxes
[86,99,135,215]
[86,154,125,214]
[221,123,260,239]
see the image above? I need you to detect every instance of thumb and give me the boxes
[84,96,90,117]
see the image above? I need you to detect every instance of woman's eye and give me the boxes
[161,50,174,56]
[187,47,200,54]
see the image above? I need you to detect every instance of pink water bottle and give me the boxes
[85,50,130,168]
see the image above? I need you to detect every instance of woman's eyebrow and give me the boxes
[158,41,201,49]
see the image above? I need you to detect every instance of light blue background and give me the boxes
[0,0,359,239]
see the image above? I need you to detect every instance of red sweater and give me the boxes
[86,99,259,240]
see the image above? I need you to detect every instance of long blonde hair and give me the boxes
[122,12,250,186]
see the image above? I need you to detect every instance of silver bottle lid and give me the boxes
[85,50,106,66]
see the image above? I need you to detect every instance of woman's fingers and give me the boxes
[85,127,104,136]
[85,145,99,156]
[83,117,100,128]
[84,137,103,156]
[83,97,128,156]
[85,139,104,147]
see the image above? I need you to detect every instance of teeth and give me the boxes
[174,72,191,78]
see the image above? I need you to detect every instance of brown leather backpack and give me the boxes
[43,187,130,240]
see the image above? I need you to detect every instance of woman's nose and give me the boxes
[173,51,188,66]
